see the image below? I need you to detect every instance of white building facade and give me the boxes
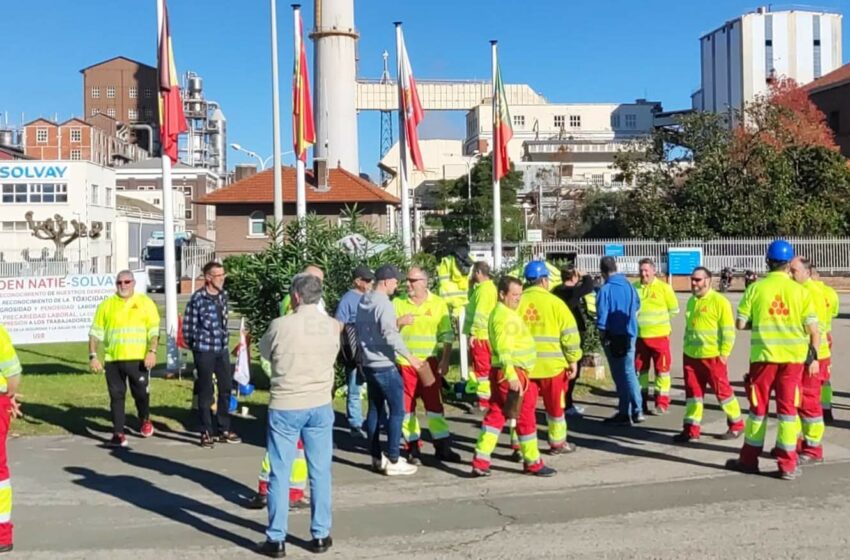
[0,161,116,274]
[693,6,843,115]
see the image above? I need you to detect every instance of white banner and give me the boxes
[0,272,149,345]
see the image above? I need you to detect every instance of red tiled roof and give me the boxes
[804,62,850,93]
[195,166,400,205]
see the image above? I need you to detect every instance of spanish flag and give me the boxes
[292,8,315,163]
[157,0,187,164]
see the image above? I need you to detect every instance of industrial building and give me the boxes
[692,6,843,118]
[806,61,850,158]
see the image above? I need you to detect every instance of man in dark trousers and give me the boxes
[552,264,596,416]
[183,261,241,448]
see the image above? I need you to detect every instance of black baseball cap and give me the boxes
[353,265,375,281]
[374,264,402,281]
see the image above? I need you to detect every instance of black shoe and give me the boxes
[200,432,215,449]
[780,466,802,481]
[407,445,422,466]
[641,396,650,415]
[257,539,286,558]
[798,454,824,466]
[725,458,759,474]
[603,413,631,426]
[510,449,523,462]
[0,544,12,554]
[632,413,646,424]
[471,467,491,477]
[246,492,267,510]
[672,432,699,444]
[717,429,742,440]
[527,465,557,477]
[434,441,462,463]
[548,442,577,455]
[824,409,835,425]
[311,536,333,553]
[218,431,242,444]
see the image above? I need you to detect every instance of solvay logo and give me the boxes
[769,294,790,317]
[0,165,68,179]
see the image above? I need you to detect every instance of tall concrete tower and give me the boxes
[311,0,359,172]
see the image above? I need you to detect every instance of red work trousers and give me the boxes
[798,358,828,460]
[740,362,803,475]
[470,339,492,408]
[0,396,11,546]
[635,336,672,409]
[530,371,568,449]
[682,356,744,437]
[400,357,445,446]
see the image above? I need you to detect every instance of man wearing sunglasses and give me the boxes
[674,267,743,443]
[393,267,461,465]
[89,270,160,448]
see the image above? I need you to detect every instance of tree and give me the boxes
[24,211,102,259]
[425,154,524,253]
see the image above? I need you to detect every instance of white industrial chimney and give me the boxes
[311,0,359,173]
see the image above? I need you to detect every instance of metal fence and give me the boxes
[517,237,850,274]
[180,244,216,279]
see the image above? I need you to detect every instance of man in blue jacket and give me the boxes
[596,257,644,425]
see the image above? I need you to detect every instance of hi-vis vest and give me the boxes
[683,289,735,359]
[801,279,831,360]
[517,286,582,379]
[393,292,453,366]
[489,302,536,382]
[634,278,679,339]
[737,271,817,364]
[437,256,469,316]
[90,293,160,362]
[0,324,21,394]
[816,280,839,342]
[463,279,498,340]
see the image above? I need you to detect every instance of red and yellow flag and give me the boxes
[398,29,425,172]
[292,9,315,163]
[493,61,513,180]
[157,0,187,164]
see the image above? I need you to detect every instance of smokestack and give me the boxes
[311,0,359,173]
[313,157,329,191]
[234,164,257,182]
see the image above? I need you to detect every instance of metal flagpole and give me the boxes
[271,0,283,225]
[395,22,412,258]
[293,4,307,238]
[158,0,179,375]
[491,40,502,270]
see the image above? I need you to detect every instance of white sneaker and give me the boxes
[384,456,418,476]
[372,454,389,472]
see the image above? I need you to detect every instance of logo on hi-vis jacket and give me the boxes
[523,304,540,323]
[769,294,789,317]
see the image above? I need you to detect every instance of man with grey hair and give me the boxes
[258,274,341,557]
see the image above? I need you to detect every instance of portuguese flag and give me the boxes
[492,60,513,180]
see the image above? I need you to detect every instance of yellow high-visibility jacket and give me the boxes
[463,279,498,340]
[90,293,160,362]
[518,286,582,379]
[437,256,470,316]
[489,302,536,382]
[634,278,679,339]
[0,324,21,393]
[683,289,735,359]
[393,292,453,366]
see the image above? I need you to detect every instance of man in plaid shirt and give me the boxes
[183,261,241,447]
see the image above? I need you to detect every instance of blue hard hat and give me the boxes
[766,239,795,262]
[524,260,549,281]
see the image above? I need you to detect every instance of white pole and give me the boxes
[491,40,502,270]
[271,0,283,225]
[395,22,412,258]
[158,0,179,374]
[294,4,307,237]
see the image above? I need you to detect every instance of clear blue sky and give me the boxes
[3,0,848,180]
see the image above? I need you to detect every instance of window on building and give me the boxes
[105,256,112,273]
[106,222,112,240]
[144,88,152,98]
[1,183,66,204]
[249,210,266,236]
[106,86,116,99]
[70,128,82,143]
[105,186,113,206]
[554,115,565,128]
[70,149,82,161]
[185,206,193,220]
[152,197,161,205]
[144,108,154,119]
[107,108,115,118]
[91,108,100,116]
[128,108,138,120]
[765,15,774,78]
[625,114,637,129]
[513,115,525,128]
[570,115,581,128]
[91,183,99,205]
[611,114,621,129]
[36,128,48,143]
[129,86,137,99]
[813,15,822,79]
[91,87,100,99]
[591,174,604,186]
[91,257,98,274]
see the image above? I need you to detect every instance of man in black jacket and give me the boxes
[551,265,596,416]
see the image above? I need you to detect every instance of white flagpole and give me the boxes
[395,22,412,258]
[158,0,179,374]
[271,0,283,225]
[491,40,502,271]
[293,4,307,240]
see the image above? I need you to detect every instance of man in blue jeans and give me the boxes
[335,265,374,438]
[355,264,423,476]
[258,274,342,557]
[596,257,644,425]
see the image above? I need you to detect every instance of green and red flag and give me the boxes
[292,8,315,162]
[398,28,425,171]
[492,60,513,180]
[157,0,187,164]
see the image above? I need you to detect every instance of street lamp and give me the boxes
[463,150,481,240]
[230,143,293,170]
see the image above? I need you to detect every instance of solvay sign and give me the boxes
[0,165,68,180]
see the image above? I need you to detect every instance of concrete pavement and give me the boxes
[10,292,850,558]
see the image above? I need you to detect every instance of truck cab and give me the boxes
[141,231,193,293]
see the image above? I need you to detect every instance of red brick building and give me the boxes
[805,62,850,158]
[196,165,400,257]
[22,117,147,166]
